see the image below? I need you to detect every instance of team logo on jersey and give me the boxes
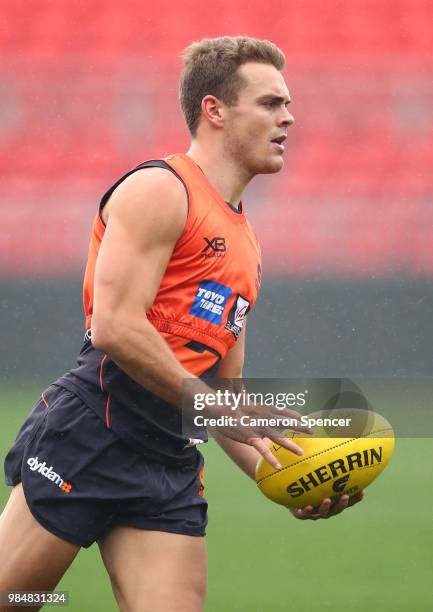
[225,294,250,338]
[202,237,226,258]
[190,280,232,325]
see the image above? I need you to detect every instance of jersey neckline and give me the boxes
[177,154,247,224]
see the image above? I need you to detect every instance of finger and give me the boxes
[267,407,314,435]
[305,499,331,518]
[347,490,365,506]
[338,494,350,509]
[254,404,312,435]
[265,432,304,457]
[270,407,306,424]
[329,494,350,516]
[300,511,321,521]
[284,409,314,434]
[317,498,332,517]
[293,492,364,521]
[287,422,314,435]
[249,437,282,470]
[292,506,318,520]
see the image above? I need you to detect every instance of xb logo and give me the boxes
[202,237,226,257]
[202,237,226,253]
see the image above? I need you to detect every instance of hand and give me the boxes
[207,402,312,470]
[290,491,365,520]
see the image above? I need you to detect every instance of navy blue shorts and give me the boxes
[3,385,207,548]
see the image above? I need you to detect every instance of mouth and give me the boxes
[270,134,287,153]
[271,135,287,145]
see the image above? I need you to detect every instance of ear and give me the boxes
[201,95,225,129]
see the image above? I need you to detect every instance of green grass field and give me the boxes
[1,386,432,611]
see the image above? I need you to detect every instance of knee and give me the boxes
[110,571,207,612]
[168,571,207,612]
[187,571,207,609]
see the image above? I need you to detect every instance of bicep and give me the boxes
[93,169,187,320]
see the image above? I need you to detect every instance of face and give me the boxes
[221,62,294,175]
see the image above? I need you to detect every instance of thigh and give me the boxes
[99,527,207,612]
[5,386,126,549]
[0,484,79,611]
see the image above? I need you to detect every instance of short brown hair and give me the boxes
[180,36,285,136]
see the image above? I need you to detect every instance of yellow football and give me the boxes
[255,409,395,509]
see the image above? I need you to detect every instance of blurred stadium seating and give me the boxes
[0,0,432,278]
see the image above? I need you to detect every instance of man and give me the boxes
[0,36,363,612]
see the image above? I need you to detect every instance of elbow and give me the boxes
[91,314,121,355]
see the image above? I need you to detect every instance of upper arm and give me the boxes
[92,168,187,337]
[216,322,247,379]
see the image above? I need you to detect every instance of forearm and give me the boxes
[213,328,259,477]
[92,314,208,408]
[212,430,261,480]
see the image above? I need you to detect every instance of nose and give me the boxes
[280,106,295,127]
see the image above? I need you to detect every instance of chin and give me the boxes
[241,153,284,176]
[259,156,284,174]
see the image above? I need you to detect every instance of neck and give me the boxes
[186,139,252,206]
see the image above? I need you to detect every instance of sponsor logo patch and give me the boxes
[225,294,250,338]
[190,280,232,325]
[27,456,73,493]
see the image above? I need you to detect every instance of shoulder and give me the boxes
[102,166,188,234]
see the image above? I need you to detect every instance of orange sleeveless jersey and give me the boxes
[83,154,262,376]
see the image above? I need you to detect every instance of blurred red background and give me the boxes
[1,0,432,278]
